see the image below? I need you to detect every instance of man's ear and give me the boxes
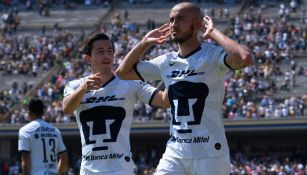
[83,54,91,64]
[194,19,202,30]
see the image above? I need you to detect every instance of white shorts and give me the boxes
[154,154,230,175]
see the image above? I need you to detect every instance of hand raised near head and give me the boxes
[80,73,103,91]
[142,23,170,45]
[201,16,214,40]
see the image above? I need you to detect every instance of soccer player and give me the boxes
[18,98,68,175]
[115,2,253,175]
[62,32,169,175]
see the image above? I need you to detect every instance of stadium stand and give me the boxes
[0,0,306,174]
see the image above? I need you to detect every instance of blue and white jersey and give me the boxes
[64,75,157,173]
[18,119,67,175]
[136,43,231,159]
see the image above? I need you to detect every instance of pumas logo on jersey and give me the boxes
[166,69,205,78]
[81,95,125,104]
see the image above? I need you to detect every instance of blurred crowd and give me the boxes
[230,152,307,175]
[0,2,306,175]
[0,8,20,34]
[0,0,307,124]
[0,28,84,123]
[222,0,307,119]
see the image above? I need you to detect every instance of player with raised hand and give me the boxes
[116,2,252,175]
[62,32,169,175]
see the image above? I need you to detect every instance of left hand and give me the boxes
[201,16,214,40]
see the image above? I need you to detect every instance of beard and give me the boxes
[172,24,194,43]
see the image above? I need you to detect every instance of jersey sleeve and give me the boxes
[56,129,67,154]
[135,55,165,81]
[63,79,81,97]
[209,44,230,72]
[135,81,158,105]
[18,128,30,152]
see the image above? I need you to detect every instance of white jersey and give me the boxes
[63,75,157,173]
[18,119,67,175]
[136,43,231,159]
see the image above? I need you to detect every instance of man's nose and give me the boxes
[171,20,179,27]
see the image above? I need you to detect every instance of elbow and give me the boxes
[62,108,73,115]
[62,104,74,115]
[160,99,170,109]
[159,104,169,109]
[162,102,170,109]
[62,98,75,115]
[241,46,253,67]
[242,52,253,67]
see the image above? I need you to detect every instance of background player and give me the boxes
[18,98,68,175]
[115,2,252,175]
[62,32,169,175]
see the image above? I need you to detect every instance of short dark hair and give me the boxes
[82,32,115,56]
[28,98,44,117]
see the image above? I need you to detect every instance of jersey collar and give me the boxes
[102,74,116,87]
[178,46,202,59]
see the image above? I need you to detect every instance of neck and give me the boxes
[29,115,41,121]
[93,70,114,84]
[178,37,201,58]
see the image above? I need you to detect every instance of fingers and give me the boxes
[201,16,214,39]
[144,23,170,45]
[159,23,170,32]
[157,31,170,44]
[202,16,213,28]
[203,16,212,21]
[158,23,171,43]
[82,74,103,91]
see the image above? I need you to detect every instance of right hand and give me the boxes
[142,23,170,45]
[80,73,103,92]
[201,16,214,40]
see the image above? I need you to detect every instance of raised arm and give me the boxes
[115,23,170,80]
[202,16,252,70]
[62,73,103,114]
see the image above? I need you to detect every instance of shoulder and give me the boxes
[65,78,84,88]
[19,121,38,136]
[146,52,178,69]
[43,120,57,129]
[43,121,62,134]
[64,78,84,96]
[117,78,148,88]
[201,42,225,57]
[151,51,177,62]
[201,42,221,51]
[161,51,177,60]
